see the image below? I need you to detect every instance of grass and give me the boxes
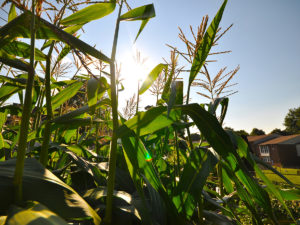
[262,168,300,185]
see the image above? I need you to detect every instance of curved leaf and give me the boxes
[139,64,167,95]
[5,202,68,225]
[0,12,111,63]
[189,0,228,85]
[120,4,156,42]
[8,4,17,23]
[0,158,101,224]
[51,81,83,110]
[61,2,116,26]
[120,4,155,21]
[2,41,46,61]
[87,78,98,114]
[0,50,29,72]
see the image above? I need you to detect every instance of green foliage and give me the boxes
[0,1,298,225]
[250,128,266,136]
[284,106,300,134]
[4,202,68,225]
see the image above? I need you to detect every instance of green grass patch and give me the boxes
[262,168,300,185]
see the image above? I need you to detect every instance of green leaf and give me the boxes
[0,12,111,63]
[139,64,167,95]
[278,189,300,201]
[117,106,179,138]
[167,81,183,116]
[87,78,98,114]
[0,84,23,102]
[53,99,111,124]
[120,4,155,21]
[55,44,71,64]
[189,0,228,85]
[121,133,182,224]
[51,81,83,110]
[178,104,276,222]
[5,201,68,225]
[174,148,218,218]
[252,154,294,186]
[0,158,101,224]
[0,50,29,72]
[2,40,47,61]
[8,4,17,22]
[134,19,149,42]
[61,2,116,26]
[120,4,155,42]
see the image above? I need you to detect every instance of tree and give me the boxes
[235,130,249,137]
[224,127,249,136]
[250,128,265,136]
[284,106,300,134]
[269,128,289,136]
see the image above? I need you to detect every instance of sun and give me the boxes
[118,49,154,95]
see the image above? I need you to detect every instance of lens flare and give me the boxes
[145,151,152,162]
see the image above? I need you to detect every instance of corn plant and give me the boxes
[0,0,299,225]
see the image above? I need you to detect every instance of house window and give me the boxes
[259,145,269,155]
[296,144,300,157]
[262,156,271,163]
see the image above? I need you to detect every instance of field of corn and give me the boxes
[0,0,299,224]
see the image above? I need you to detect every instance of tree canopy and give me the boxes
[250,128,265,136]
[284,106,300,134]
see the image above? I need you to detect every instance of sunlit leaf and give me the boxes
[61,2,116,26]
[139,64,167,95]
[0,12,111,63]
[2,40,47,61]
[8,3,17,22]
[0,50,29,72]
[189,0,228,85]
[87,78,98,114]
[51,81,83,110]
[120,4,155,21]
[120,4,155,41]
[5,201,68,225]
[0,159,101,224]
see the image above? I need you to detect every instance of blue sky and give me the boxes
[79,0,300,133]
[1,0,300,133]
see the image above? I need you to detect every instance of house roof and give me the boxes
[259,135,300,145]
[247,134,279,144]
[247,135,269,142]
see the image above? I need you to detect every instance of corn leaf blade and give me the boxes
[61,2,116,25]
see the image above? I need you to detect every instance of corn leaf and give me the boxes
[121,132,183,224]
[87,78,98,114]
[0,84,23,102]
[51,81,83,110]
[189,0,227,85]
[53,99,111,124]
[120,4,155,21]
[120,4,155,41]
[0,12,111,63]
[117,106,179,138]
[61,2,116,26]
[8,3,17,22]
[167,81,183,116]
[173,148,218,219]
[2,41,47,61]
[5,201,68,225]
[0,50,29,72]
[0,158,101,224]
[139,63,167,95]
[178,104,276,222]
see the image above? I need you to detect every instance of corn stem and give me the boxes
[13,0,36,203]
[104,1,123,223]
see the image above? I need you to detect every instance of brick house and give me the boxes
[258,135,300,168]
[247,134,280,158]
